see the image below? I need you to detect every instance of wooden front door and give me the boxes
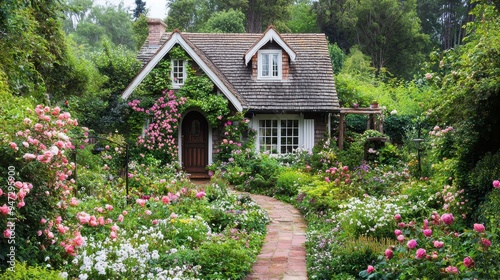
[182,111,209,178]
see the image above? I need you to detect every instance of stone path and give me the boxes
[237,193,308,280]
[192,180,308,279]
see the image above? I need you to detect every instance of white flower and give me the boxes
[79,273,88,280]
[59,272,68,279]
[390,110,398,115]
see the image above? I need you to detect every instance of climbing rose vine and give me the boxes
[129,90,186,161]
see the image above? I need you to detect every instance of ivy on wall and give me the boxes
[127,45,231,162]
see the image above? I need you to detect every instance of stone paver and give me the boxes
[237,193,308,280]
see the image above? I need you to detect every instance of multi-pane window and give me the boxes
[258,119,299,154]
[280,120,299,153]
[258,50,282,79]
[171,59,186,87]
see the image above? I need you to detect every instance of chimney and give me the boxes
[147,18,167,46]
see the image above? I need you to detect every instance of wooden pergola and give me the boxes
[337,107,384,150]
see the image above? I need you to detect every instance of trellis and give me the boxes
[337,107,384,150]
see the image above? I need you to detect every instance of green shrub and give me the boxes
[384,115,413,144]
[197,231,262,279]
[478,189,500,239]
[0,262,63,280]
[468,151,500,203]
[276,169,312,197]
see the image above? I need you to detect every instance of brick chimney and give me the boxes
[147,18,167,46]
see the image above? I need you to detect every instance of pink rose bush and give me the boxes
[1,105,85,262]
[360,212,497,279]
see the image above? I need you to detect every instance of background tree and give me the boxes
[352,0,429,78]
[286,0,320,33]
[244,0,293,32]
[199,9,246,33]
[134,0,147,20]
[65,2,137,51]
[166,0,211,31]
[313,0,357,51]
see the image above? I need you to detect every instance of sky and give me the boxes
[94,0,168,19]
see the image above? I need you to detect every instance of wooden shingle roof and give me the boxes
[134,31,339,112]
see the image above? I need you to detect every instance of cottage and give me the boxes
[122,19,339,178]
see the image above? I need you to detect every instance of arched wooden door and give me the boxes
[182,111,209,178]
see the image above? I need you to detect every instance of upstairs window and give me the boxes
[171,59,186,88]
[258,50,282,80]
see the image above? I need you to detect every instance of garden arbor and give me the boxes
[337,107,384,150]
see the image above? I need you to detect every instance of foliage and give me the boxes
[328,43,346,74]
[468,151,500,206]
[275,169,312,197]
[71,42,141,134]
[306,229,391,279]
[0,262,63,279]
[65,1,137,51]
[286,0,320,33]
[0,0,89,100]
[199,9,246,33]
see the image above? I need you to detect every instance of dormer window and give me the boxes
[258,50,282,80]
[171,59,186,88]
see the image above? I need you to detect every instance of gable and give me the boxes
[244,27,296,66]
[121,32,245,112]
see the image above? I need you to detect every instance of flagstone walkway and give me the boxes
[235,192,308,280]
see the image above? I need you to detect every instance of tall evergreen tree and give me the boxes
[134,0,147,20]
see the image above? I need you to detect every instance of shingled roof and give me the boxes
[126,26,339,113]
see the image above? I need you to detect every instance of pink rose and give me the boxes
[145,210,152,215]
[105,204,113,211]
[9,142,18,151]
[394,214,401,220]
[463,256,474,268]
[423,229,432,237]
[196,191,206,199]
[444,266,458,274]
[397,234,405,242]
[433,240,444,248]
[384,249,393,259]
[493,180,500,188]
[110,231,117,239]
[136,199,146,207]
[415,248,426,259]
[0,204,9,215]
[481,238,492,249]
[473,223,485,233]
[117,214,124,222]
[394,229,402,236]
[407,239,417,249]
[161,196,170,204]
[441,213,454,225]
[3,229,12,238]
[366,265,375,273]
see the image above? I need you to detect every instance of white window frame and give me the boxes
[171,59,187,89]
[251,114,303,154]
[258,50,282,80]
